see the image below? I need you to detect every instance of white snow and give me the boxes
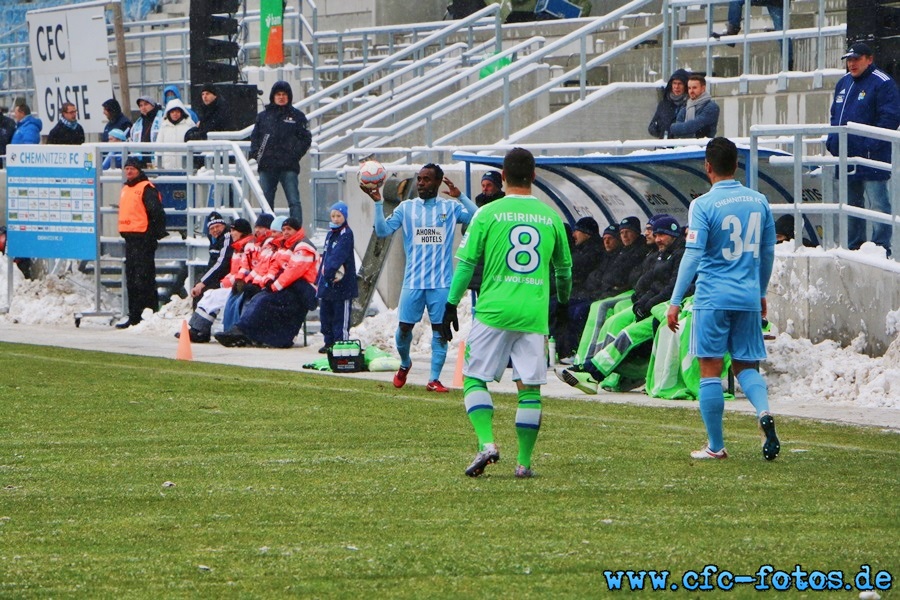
[1,252,898,411]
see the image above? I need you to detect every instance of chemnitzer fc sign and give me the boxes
[27,2,113,135]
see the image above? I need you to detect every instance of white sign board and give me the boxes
[27,4,113,135]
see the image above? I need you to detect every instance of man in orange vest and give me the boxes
[116,157,168,328]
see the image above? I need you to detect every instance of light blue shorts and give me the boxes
[690,309,767,362]
[398,287,449,326]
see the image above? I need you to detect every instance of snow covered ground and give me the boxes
[1,251,898,416]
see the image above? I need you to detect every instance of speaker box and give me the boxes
[191,83,260,131]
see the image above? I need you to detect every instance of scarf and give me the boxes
[61,118,79,131]
[668,91,686,107]
[685,91,711,121]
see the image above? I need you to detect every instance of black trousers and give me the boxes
[124,235,158,322]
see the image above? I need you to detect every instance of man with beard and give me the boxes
[670,75,719,139]
[466,170,506,306]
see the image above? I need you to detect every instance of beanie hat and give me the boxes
[231,218,252,235]
[201,83,217,96]
[619,216,642,234]
[574,216,600,237]
[775,214,795,239]
[207,211,226,228]
[108,128,127,141]
[602,224,620,237]
[123,156,143,170]
[652,215,681,237]
[136,95,156,107]
[271,216,288,231]
[330,201,349,221]
[481,170,503,189]
[647,213,672,228]
[282,217,302,231]
[255,213,275,229]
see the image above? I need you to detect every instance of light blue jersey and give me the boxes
[374,194,477,289]
[672,179,776,311]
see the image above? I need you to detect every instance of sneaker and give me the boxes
[426,380,449,393]
[214,328,250,348]
[558,355,575,366]
[393,364,411,388]
[115,316,139,329]
[188,328,210,344]
[555,367,599,395]
[690,445,729,460]
[759,412,781,461]
[514,465,534,479]
[465,446,500,477]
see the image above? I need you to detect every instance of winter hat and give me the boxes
[136,95,156,107]
[330,201,349,221]
[647,213,672,228]
[269,81,293,104]
[123,156,143,170]
[255,213,275,229]
[574,216,600,237]
[282,217,302,231]
[108,128,127,141]
[602,224,620,237]
[271,216,288,231]
[231,218,252,235]
[669,69,690,87]
[619,216,642,234]
[481,170,503,189]
[201,83,218,96]
[102,98,122,115]
[207,211,227,228]
[842,42,874,60]
[775,214,795,239]
[652,215,681,237]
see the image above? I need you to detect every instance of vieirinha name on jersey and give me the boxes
[493,212,554,226]
[713,195,765,208]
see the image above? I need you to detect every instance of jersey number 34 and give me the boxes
[721,212,761,261]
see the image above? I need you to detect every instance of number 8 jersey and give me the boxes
[684,179,776,311]
[455,194,572,334]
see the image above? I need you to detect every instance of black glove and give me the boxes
[633,301,650,320]
[440,303,459,343]
[555,303,569,331]
[233,279,246,293]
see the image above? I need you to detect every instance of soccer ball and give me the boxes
[358,160,386,190]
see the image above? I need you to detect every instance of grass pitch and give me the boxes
[0,343,897,598]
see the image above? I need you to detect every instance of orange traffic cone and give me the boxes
[452,338,466,388]
[176,320,193,361]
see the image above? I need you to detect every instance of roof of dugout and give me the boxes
[452,146,804,232]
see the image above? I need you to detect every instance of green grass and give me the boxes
[0,343,897,598]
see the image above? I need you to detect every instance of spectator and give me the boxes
[670,75,719,139]
[360,164,478,393]
[180,217,253,343]
[47,102,85,145]
[774,214,816,247]
[10,104,42,145]
[216,217,319,348]
[197,83,230,135]
[102,128,128,170]
[716,0,792,69]
[157,98,197,170]
[129,95,164,166]
[466,170,506,306]
[826,42,900,257]
[558,215,687,393]
[162,84,199,122]
[648,69,690,139]
[101,98,132,143]
[115,157,168,329]
[0,106,18,162]
[316,201,358,353]
[249,81,312,224]
[189,211,232,304]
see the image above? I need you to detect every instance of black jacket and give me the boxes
[0,114,15,160]
[598,241,650,298]
[101,102,132,142]
[249,81,312,173]
[570,235,605,296]
[121,172,168,241]
[466,190,505,292]
[198,96,230,134]
[47,120,85,145]
[199,229,232,288]
[648,69,689,139]
[631,236,687,317]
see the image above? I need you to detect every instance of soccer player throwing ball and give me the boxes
[441,148,572,478]
[667,137,780,461]
[362,163,478,392]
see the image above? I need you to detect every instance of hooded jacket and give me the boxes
[11,114,42,145]
[102,98,132,143]
[162,85,199,122]
[648,69,690,139]
[249,81,312,172]
[267,229,319,292]
[220,234,255,289]
[157,98,197,169]
[826,63,900,181]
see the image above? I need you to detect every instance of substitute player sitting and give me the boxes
[441,147,572,478]
[361,163,478,392]
[667,137,780,461]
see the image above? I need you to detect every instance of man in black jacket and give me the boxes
[116,157,168,328]
[197,84,230,135]
[189,211,232,306]
[466,170,506,304]
[0,106,17,165]
[47,103,85,145]
[249,81,312,224]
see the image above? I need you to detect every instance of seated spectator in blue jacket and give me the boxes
[670,75,719,139]
[648,69,690,139]
[10,104,42,145]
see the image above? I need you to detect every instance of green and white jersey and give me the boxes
[454,194,572,334]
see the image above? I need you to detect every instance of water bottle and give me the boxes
[548,336,557,367]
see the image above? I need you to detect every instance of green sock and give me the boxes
[463,376,494,450]
[515,388,542,468]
